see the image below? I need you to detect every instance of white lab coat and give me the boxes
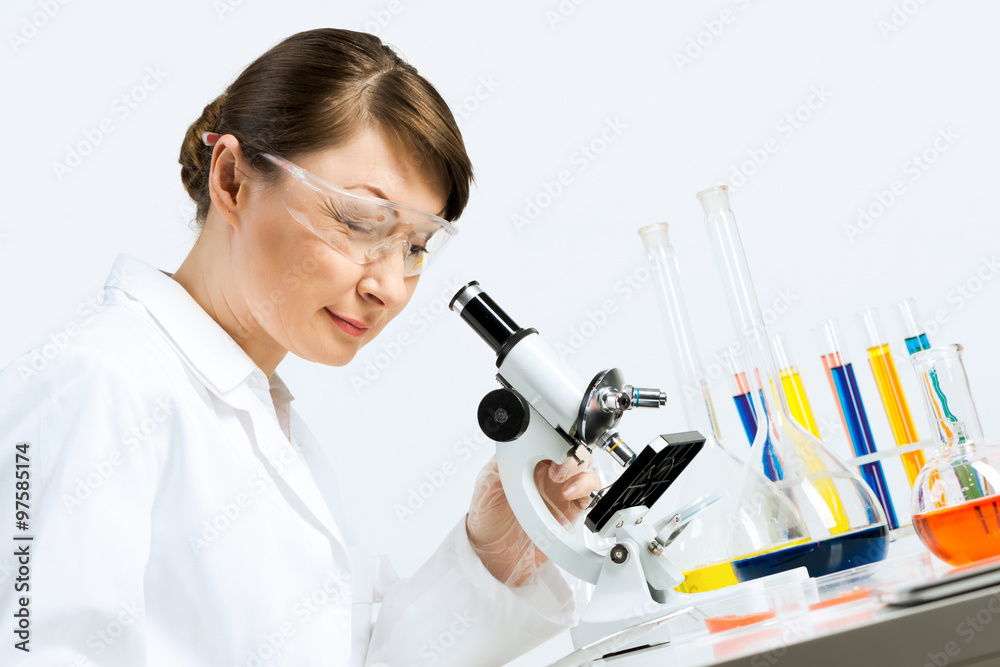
[0,254,581,666]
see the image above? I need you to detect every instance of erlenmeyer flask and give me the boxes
[638,223,745,592]
[697,185,889,580]
[910,344,1000,566]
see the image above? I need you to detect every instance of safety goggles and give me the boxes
[260,153,458,277]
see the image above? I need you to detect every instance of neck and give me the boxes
[171,216,286,378]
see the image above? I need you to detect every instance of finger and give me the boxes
[562,470,601,500]
[549,446,594,482]
[558,461,599,488]
[535,460,556,487]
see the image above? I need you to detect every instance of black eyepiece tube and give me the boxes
[449,281,521,353]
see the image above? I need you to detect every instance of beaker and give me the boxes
[698,185,889,580]
[638,222,744,592]
[910,344,1000,566]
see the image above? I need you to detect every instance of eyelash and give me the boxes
[317,197,431,257]
[320,200,374,234]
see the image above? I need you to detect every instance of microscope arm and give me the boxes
[493,402,605,584]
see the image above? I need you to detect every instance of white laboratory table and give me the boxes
[599,583,1000,667]
[591,535,1000,667]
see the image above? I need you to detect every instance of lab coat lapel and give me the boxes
[229,389,351,560]
[288,410,381,665]
[104,254,357,598]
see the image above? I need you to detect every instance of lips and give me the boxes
[325,308,372,338]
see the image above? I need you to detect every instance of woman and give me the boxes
[0,29,598,666]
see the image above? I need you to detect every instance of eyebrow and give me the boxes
[343,183,391,201]
[343,182,449,220]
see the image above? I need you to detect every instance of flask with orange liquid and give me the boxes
[910,344,1000,566]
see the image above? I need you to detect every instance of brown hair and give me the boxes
[179,29,473,225]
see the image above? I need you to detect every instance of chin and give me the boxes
[295,342,360,368]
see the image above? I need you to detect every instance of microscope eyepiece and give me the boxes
[450,281,537,366]
[448,281,485,316]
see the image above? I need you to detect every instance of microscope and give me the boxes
[450,281,762,657]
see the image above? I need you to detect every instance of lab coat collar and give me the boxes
[103,253,266,396]
[105,254,350,553]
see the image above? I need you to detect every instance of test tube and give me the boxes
[771,333,821,437]
[727,348,782,482]
[819,320,899,530]
[896,298,982,496]
[771,333,852,535]
[732,366,757,444]
[897,298,931,355]
[858,308,926,486]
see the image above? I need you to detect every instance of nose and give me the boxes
[357,245,410,309]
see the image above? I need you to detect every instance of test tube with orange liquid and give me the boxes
[858,308,926,486]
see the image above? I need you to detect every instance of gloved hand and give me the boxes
[466,449,601,587]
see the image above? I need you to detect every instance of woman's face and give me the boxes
[230,127,446,367]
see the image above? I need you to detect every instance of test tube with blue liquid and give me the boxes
[818,319,899,530]
[897,298,931,355]
[727,348,782,481]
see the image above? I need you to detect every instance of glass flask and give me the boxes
[697,185,889,580]
[910,344,1000,566]
[639,223,746,593]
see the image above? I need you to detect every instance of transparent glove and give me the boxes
[466,449,600,587]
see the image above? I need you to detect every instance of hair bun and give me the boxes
[178,93,226,215]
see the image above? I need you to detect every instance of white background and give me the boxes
[2,0,999,664]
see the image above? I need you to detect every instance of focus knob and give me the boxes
[477,388,530,442]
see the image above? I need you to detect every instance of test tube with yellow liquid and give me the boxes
[772,333,821,437]
[771,333,851,535]
[858,308,925,486]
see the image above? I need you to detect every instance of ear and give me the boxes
[207,134,248,228]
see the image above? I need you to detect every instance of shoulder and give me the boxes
[18,297,184,375]
[0,304,193,491]
[1,302,191,426]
